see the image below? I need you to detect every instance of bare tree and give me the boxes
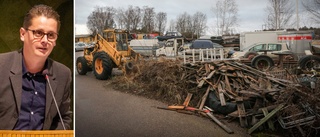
[264,0,295,30]
[302,0,320,25]
[192,12,207,39]
[131,6,142,31]
[155,12,167,35]
[176,12,192,35]
[116,5,142,31]
[141,6,155,33]
[87,6,116,35]
[115,8,126,29]
[168,19,176,32]
[212,0,238,35]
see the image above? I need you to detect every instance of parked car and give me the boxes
[184,39,224,56]
[75,42,87,52]
[230,42,293,60]
[157,31,184,41]
[189,39,223,49]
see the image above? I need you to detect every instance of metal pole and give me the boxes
[275,0,278,30]
[296,0,299,31]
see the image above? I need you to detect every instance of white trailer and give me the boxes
[129,39,159,56]
[240,31,282,50]
[278,31,313,56]
[240,30,313,56]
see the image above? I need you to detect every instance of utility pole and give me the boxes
[275,0,278,30]
[296,0,299,31]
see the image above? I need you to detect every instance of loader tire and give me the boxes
[93,52,114,80]
[299,55,320,71]
[125,62,134,71]
[76,56,90,75]
[251,55,274,71]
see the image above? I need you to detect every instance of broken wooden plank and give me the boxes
[248,104,285,134]
[180,65,198,71]
[236,97,248,127]
[226,61,269,77]
[209,64,215,70]
[206,70,216,79]
[197,78,206,88]
[219,92,226,106]
[185,106,204,112]
[224,75,238,98]
[235,70,244,78]
[205,63,210,74]
[247,75,259,83]
[225,75,232,92]
[218,83,227,106]
[262,108,275,131]
[157,106,178,111]
[204,109,234,134]
[219,65,228,72]
[197,65,204,73]
[213,75,222,88]
[238,90,262,97]
[168,105,185,110]
[183,93,193,107]
[204,79,216,89]
[180,73,186,80]
[199,86,211,110]
[232,79,240,91]
[227,65,236,71]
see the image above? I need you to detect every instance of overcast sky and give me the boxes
[75,0,309,35]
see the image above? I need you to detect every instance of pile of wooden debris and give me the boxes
[111,58,320,136]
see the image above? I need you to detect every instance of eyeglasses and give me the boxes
[25,28,58,41]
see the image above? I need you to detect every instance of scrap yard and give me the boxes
[76,27,320,136]
[74,0,320,136]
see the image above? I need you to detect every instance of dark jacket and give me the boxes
[0,50,72,130]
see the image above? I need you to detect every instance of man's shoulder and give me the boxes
[0,50,20,63]
[49,58,71,74]
[0,50,19,58]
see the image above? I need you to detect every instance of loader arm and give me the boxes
[95,34,124,67]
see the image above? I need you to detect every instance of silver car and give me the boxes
[75,42,87,52]
[231,42,291,60]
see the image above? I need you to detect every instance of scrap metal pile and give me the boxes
[111,58,320,136]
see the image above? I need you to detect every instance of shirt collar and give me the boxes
[22,55,48,77]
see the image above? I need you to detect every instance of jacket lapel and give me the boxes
[9,51,23,114]
[45,60,58,119]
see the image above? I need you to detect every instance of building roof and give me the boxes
[75,34,92,38]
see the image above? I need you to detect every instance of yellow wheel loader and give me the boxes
[76,29,140,80]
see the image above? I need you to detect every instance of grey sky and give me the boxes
[75,0,308,35]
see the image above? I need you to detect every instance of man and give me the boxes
[0,4,72,130]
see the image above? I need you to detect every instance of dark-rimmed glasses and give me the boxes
[25,28,58,42]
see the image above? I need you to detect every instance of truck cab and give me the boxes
[155,38,185,57]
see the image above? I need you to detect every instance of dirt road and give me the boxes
[75,52,250,137]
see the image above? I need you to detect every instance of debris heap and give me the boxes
[111,58,320,136]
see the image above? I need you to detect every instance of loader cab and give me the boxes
[115,33,128,51]
[102,29,129,51]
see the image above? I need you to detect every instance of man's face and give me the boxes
[20,16,58,58]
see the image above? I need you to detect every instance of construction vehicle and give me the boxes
[76,29,140,80]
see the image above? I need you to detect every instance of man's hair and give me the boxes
[23,4,60,32]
